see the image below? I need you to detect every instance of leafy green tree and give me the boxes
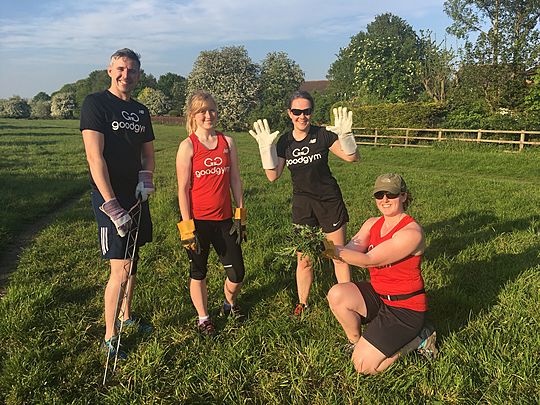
[250,51,304,129]
[136,87,171,116]
[444,0,539,113]
[444,0,540,66]
[30,100,51,119]
[327,32,369,101]
[157,73,187,115]
[418,31,456,102]
[134,71,158,98]
[0,96,31,118]
[32,92,51,102]
[51,93,76,119]
[187,46,259,131]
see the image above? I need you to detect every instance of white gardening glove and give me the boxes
[100,198,132,237]
[135,170,155,202]
[249,119,279,169]
[326,107,357,155]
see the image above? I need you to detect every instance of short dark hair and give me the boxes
[288,90,315,110]
[110,48,141,69]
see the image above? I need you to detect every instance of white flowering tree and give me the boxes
[187,46,259,131]
[0,96,31,118]
[51,92,76,119]
[136,87,171,116]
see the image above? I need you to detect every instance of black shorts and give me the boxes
[91,190,152,263]
[292,194,349,233]
[187,219,245,283]
[354,282,425,357]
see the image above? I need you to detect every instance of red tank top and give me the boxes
[189,132,232,220]
[368,215,427,311]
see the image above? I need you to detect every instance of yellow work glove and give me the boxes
[177,219,201,254]
[321,239,340,260]
[229,208,247,245]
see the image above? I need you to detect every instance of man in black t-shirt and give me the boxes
[80,48,155,359]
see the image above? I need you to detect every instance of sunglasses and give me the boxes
[374,191,402,200]
[290,108,312,116]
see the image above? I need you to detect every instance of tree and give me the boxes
[418,31,456,102]
[251,51,304,129]
[355,13,424,102]
[444,0,540,67]
[157,73,187,115]
[0,96,31,118]
[327,32,366,100]
[136,87,171,116]
[30,100,51,119]
[32,92,51,102]
[134,72,158,98]
[187,46,259,131]
[51,93,76,119]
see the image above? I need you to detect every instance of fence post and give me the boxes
[374,129,378,145]
[520,131,525,151]
[438,130,442,142]
[405,129,409,146]
[477,130,482,144]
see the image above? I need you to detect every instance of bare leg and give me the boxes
[296,252,313,305]
[325,225,350,283]
[327,282,366,343]
[104,259,131,340]
[352,337,400,375]
[224,278,242,305]
[190,278,208,318]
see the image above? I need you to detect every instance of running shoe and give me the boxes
[290,303,308,320]
[102,336,127,360]
[417,325,438,360]
[116,314,153,334]
[221,303,244,320]
[197,319,216,336]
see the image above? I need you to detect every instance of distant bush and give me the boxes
[333,101,446,128]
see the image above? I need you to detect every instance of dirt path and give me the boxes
[0,194,83,298]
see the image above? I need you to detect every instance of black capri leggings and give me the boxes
[187,219,245,283]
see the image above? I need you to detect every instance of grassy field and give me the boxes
[0,118,539,404]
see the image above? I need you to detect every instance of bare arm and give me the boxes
[329,140,359,162]
[264,157,286,182]
[226,136,244,208]
[176,138,194,220]
[141,141,155,172]
[337,221,425,268]
[82,129,115,201]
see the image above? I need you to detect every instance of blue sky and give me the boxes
[0,0,458,99]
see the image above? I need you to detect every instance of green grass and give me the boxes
[0,119,539,404]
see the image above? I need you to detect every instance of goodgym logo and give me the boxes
[111,110,146,133]
[195,156,229,178]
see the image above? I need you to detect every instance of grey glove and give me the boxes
[100,198,132,237]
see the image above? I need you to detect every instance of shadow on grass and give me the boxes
[423,211,539,336]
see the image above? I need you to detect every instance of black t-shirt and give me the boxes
[276,125,342,200]
[80,90,155,195]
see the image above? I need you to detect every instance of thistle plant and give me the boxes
[274,224,328,270]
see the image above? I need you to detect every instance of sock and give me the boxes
[198,315,209,325]
[223,300,232,309]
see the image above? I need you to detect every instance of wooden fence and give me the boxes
[353,127,540,151]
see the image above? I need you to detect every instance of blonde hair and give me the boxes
[186,91,217,134]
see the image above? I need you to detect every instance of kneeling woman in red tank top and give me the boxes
[325,173,437,374]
